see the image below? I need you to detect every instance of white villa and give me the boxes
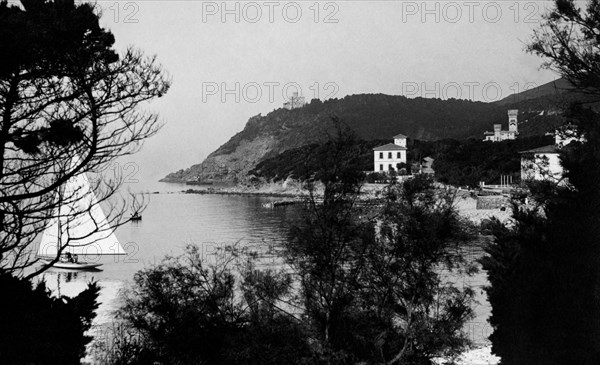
[520,126,582,182]
[520,144,562,181]
[483,109,519,142]
[373,133,407,172]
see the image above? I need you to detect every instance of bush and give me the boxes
[0,272,99,365]
[115,246,309,365]
[481,106,600,364]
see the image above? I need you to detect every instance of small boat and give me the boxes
[262,200,297,208]
[37,158,127,270]
[39,259,102,270]
[131,212,142,221]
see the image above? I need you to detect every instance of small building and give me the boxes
[520,144,562,181]
[373,133,407,172]
[421,156,435,174]
[520,125,582,182]
[283,92,305,110]
[483,109,519,142]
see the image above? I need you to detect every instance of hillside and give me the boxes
[249,135,554,188]
[162,80,579,183]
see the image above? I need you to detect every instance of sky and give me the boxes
[94,0,562,186]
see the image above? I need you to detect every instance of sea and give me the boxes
[33,180,492,353]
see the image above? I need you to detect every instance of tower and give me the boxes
[508,109,518,134]
[494,124,502,141]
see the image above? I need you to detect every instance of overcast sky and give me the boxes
[96,0,561,186]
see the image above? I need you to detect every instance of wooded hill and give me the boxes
[162,78,584,183]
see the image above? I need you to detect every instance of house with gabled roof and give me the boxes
[520,144,562,182]
[520,125,583,182]
[373,133,407,172]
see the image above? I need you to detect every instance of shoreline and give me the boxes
[168,181,512,225]
[182,188,309,199]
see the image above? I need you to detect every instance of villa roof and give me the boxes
[520,145,559,154]
[373,143,407,151]
[393,133,407,139]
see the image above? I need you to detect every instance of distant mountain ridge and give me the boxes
[161,78,582,183]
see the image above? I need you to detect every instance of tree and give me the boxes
[529,0,600,98]
[113,245,309,365]
[482,105,600,364]
[0,272,99,364]
[112,123,477,365]
[285,125,375,363]
[481,1,600,363]
[0,0,170,276]
[285,126,476,364]
[360,175,476,364]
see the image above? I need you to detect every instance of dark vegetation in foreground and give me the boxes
[481,106,600,364]
[480,1,600,363]
[0,273,99,364]
[99,130,478,365]
[250,135,553,187]
[6,1,600,364]
[0,0,164,363]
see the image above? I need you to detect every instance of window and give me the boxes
[379,152,383,159]
[379,164,383,171]
[388,152,392,159]
[389,164,393,170]
[397,152,401,158]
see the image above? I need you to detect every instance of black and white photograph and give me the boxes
[1,0,599,364]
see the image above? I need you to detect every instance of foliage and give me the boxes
[284,125,376,363]
[0,272,99,364]
[115,245,309,365]
[249,138,388,181]
[423,136,553,187]
[0,0,170,276]
[529,0,600,99]
[365,171,388,183]
[358,175,477,364]
[114,127,477,365]
[251,134,553,189]
[281,128,477,364]
[481,104,600,364]
[479,1,600,363]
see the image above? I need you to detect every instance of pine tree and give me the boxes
[482,106,600,364]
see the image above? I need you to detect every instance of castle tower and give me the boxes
[508,109,518,134]
[493,124,501,141]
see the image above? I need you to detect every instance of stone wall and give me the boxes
[476,195,508,210]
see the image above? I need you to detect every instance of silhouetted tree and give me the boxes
[286,127,477,364]
[285,124,375,363]
[0,272,99,364]
[360,175,476,364]
[529,0,600,98]
[482,105,600,364]
[0,0,170,276]
[482,2,600,363]
[114,124,477,365]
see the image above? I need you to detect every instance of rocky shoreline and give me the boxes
[169,181,511,226]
